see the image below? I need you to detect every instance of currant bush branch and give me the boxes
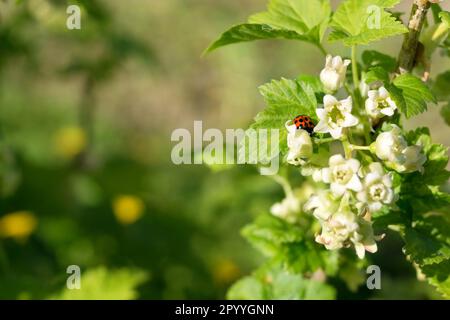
[398,0,432,73]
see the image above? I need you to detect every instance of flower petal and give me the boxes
[329,127,343,139]
[314,120,329,133]
[346,174,363,192]
[342,113,359,127]
[323,94,338,108]
[331,182,347,196]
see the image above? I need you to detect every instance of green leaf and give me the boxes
[432,71,450,101]
[204,24,313,53]
[259,78,317,117]
[440,11,450,26]
[329,0,407,46]
[281,241,339,276]
[249,0,331,41]
[405,127,450,186]
[362,50,397,72]
[441,103,450,126]
[401,215,450,298]
[238,78,317,163]
[365,66,390,84]
[205,0,331,53]
[228,265,336,300]
[269,269,335,300]
[226,276,265,300]
[241,214,303,256]
[297,74,325,102]
[51,267,148,300]
[392,74,436,118]
[398,158,450,213]
[404,227,450,266]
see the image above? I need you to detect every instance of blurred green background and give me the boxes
[0,0,448,299]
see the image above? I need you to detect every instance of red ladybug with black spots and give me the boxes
[293,115,315,135]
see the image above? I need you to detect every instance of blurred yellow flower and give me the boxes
[212,259,241,285]
[113,195,145,225]
[0,211,37,241]
[54,126,87,159]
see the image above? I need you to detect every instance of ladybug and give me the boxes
[293,115,315,135]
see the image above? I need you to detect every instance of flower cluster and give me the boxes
[277,54,428,259]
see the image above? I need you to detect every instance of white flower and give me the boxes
[397,145,427,173]
[285,121,313,166]
[314,95,359,139]
[320,154,362,196]
[315,209,359,250]
[351,218,379,259]
[373,125,427,173]
[357,163,395,212]
[315,207,379,259]
[270,195,301,223]
[304,190,339,221]
[365,87,397,121]
[373,125,407,162]
[320,55,351,92]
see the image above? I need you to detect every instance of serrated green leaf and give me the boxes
[401,214,450,298]
[404,227,450,266]
[329,0,407,46]
[241,214,303,256]
[205,0,331,53]
[392,74,436,118]
[297,75,324,94]
[227,265,336,300]
[421,260,450,299]
[281,241,339,276]
[297,74,325,102]
[204,24,313,54]
[238,78,317,163]
[259,78,317,117]
[249,0,331,42]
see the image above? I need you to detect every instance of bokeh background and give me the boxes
[0,0,448,299]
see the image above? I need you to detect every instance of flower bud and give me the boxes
[270,195,301,223]
[285,121,313,166]
[320,55,351,92]
[373,125,427,173]
[373,125,407,162]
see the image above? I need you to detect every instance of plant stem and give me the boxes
[397,0,431,73]
[351,45,359,91]
[317,44,327,57]
[313,137,335,145]
[341,135,353,159]
[272,175,294,197]
[350,144,371,151]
